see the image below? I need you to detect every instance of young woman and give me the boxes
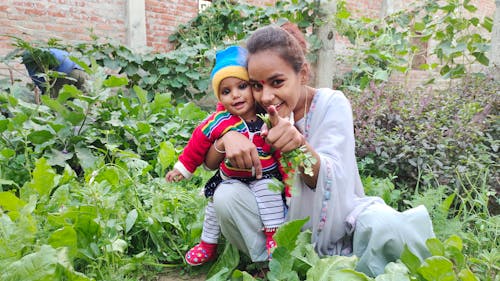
[207,23,435,277]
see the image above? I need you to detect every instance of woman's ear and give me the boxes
[300,63,311,84]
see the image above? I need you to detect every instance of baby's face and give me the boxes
[218,77,256,121]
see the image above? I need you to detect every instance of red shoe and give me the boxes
[185,241,217,266]
[264,228,277,259]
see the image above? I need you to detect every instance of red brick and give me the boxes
[24,8,47,16]
[48,10,65,17]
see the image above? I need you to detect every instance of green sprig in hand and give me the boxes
[258,108,316,196]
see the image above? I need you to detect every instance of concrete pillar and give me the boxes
[126,0,147,52]
[381,0,402,17]
[490,0,500,79]
[315,0,337,88]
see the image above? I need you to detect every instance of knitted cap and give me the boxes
[210,46,249,100]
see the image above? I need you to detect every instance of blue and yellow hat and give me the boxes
[210,46,249,100]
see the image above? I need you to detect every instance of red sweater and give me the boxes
[173,110,280,180]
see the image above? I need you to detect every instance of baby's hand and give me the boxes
[165,169,185,182]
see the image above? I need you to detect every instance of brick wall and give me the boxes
[145,0,198,52]
[0,0,495,85]
[0,0,278,57]
[0,0,127,56]
[0,0,128,83]
[346,0,383,18]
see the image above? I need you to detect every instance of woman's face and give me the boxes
[247,50,304,118]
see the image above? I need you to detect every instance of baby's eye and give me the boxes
[239,82,249,90]
[221,88,231,95]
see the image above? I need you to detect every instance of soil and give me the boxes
[156,268,207,281]
[157,274,206,281]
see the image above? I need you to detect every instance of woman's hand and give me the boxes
[261,105,306,152]
[220,131,262,179]
[262,105,320,188]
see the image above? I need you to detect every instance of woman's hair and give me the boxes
[246,22,307,74]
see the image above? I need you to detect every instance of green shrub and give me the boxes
[334,0,492,91]
[352,76,498,202]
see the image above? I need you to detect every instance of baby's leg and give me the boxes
[249,178,285,229]
[201,201,220,244]
[185,201,220,266]
[249,178,285,258]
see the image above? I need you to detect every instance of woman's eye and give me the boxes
[272,79,284,87]
[251,82,262,91]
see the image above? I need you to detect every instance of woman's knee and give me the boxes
[212,180,255,217]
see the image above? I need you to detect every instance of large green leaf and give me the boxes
[306,255,361,281]
[267,247,300,281]
[150,93,172,114]
[46,148,74,167]
[458,268,479,281]
[57,84,82,103]
[27,130,54,145]
[0,119,8,133]
[0,212,37,263]
[375,262,410,281]
[274,217,309,252]
[290,231,319,274]
[48,226,78,258]
[75,145,100,171]
[426,238,445,256]
[103,75,129,87]
[206,242,240,280]
[0,192,26,211]
[417,256,456,281]
[400,245,421,275]
[125,209,138,234]
[21,158,57,201]
[472,52,489,66]
[0,245,92,281]
[42,96,85,125]
[231,269,257,281]
[133,85,148,105]
[158,141,176,171]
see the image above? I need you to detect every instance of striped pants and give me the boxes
[201,178,285,244]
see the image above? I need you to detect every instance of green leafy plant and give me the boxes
[352,76,497,199]
[209,218,484,280]
[400,235,481,281]
[334,0,493,90]
[0,44,214,280]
